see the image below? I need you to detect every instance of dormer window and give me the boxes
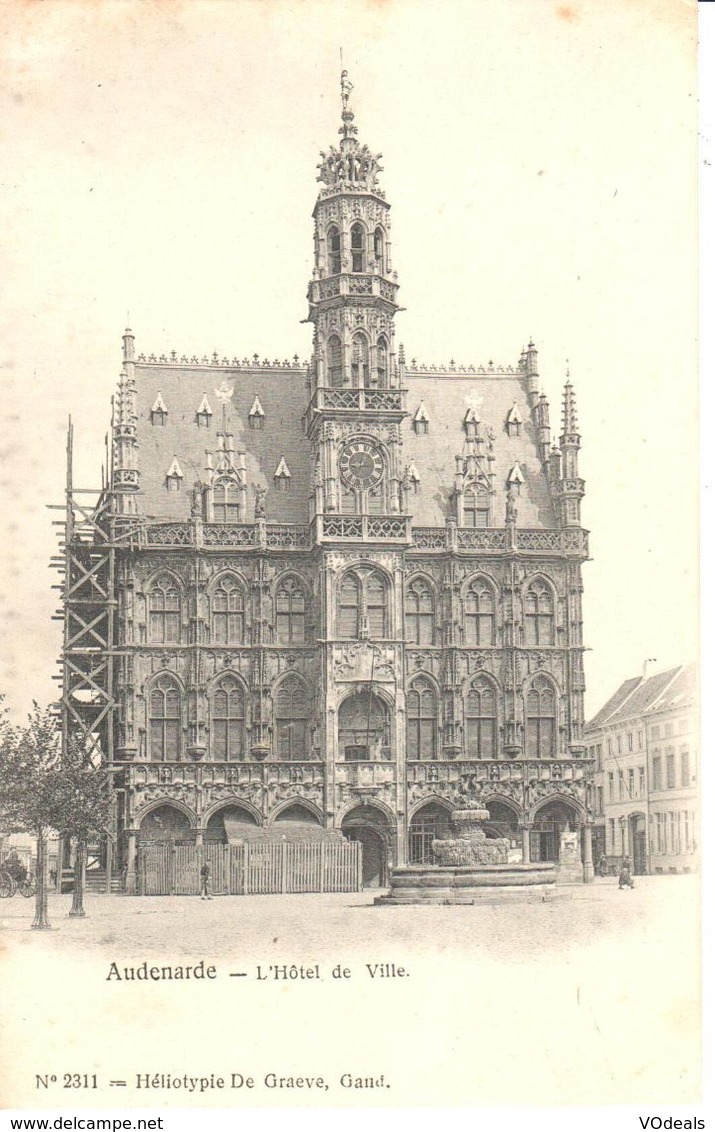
[350,224,365,272]
[248,396,266,430]
[151,392,168,426]
[506,403,523,438]
[196,394,212,428]
[328,226,341,274]
[507,463,525,495]
[274,456,291,493]
[413,401,430,435]
[166,457,183,492]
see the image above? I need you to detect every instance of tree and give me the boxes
[0,703,112,928]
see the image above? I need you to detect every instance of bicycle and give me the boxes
[0,869,37,897]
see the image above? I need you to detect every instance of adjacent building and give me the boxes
[58,75,594,891]
[585,663,697,874]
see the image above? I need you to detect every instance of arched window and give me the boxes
[464,579,495,646]
[212,477,241,524]
[338,690,389,761]
[338,572,360,638]
[327,335,342,387]
[149,575,181,644]
[328,226,341,274]
[465,677,497,759]
[276,578,306,645]
[524,579,555,646]
[351,333,369,386]
[342,487,358,515]
[275,676,309,760]
[337,569,389,639]
[374,228,385,274]
[149,675,181,761]
[212,575,245,644]
[211,676,245,761]
[526,676,557,758]
[350,224,365,272]
[405,579,435,645]
[407,677,438,760]
[463,483,490,528]
[376,337,388,387]
[366,573,387,638]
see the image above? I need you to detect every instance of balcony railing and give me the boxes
[315,514,410,543]
[407,758,593,787]
[128,761,325,789]
[308,386,406,415]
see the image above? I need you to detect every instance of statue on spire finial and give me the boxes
[341,69,353,110]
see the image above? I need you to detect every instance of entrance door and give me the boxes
[530,828,559,863]
[344,826,386,888]
[630,814,647,875]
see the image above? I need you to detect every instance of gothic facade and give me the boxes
[101,76,593,888]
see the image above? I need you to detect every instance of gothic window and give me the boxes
[338,690,389,761]
[149,675,181,761]
[407,677,438,760]
[405,579,435,645]
[465,677,497,759]
[328,226,341,274]
[338,572,360,638]
[342,488,358,514]
[351,333,369,386]
[524,579,555,646]
[276,577,306,645]
[211,676,245,761]
[374,228,385,274]
[149,575,181,644]
[366,573,387,638]
[526,676,557,758]
[463,483,490,528]
[212,575,245,644]
[275,676,309,760]
[367,488,384,515]
[337,569,389,639]
[350,223,365,272]
[464,579,495,646]
[212,477,241,524]
[376,337,388,387]
[327,335,342,387]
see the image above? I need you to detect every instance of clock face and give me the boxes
[340,440,385,489]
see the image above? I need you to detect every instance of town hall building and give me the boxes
[59,75,594,892]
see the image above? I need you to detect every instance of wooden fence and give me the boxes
[137,840,362,896]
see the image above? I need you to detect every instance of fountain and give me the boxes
[376,799,558,905]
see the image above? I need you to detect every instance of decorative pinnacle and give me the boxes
[562,378,578,434]
[316,69,384,189]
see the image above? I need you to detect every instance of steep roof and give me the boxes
[129,356,556,527]
[586,666,684,732]
[644,663,696,717]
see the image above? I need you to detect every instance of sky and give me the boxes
[0,0,698,722]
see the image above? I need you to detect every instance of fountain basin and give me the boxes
[375,861,561,905]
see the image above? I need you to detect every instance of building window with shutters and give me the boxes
[608,771,614,800]
[149,575,181,644]
[638,766,645,795]
[524,578,555,646]
[680,748,690,787]
[465,676,497,759]
[211,676,245,761]
[212,575,245,644]
[149,675,182,761]
[275,676,309,760]
[328,226,341,274]
[525,676,557,758]
[350,223,365,271]
[464,578,495,646]
[652,754,662,790]
[405,579,435,645]
[327,335,342,387]
[276,577,306,645]
[351,333,369,386]
[666,750,676,789]
[407,676,438,760]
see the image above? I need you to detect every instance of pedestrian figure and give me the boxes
[618,856,634,890]
[200,861,212,900]
[596,854,609,877]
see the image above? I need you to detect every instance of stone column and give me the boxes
[125,830,137,895]
[582,820,594,883]
[521,823,531,864]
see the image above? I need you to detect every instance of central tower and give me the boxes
[305,72,409,524]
